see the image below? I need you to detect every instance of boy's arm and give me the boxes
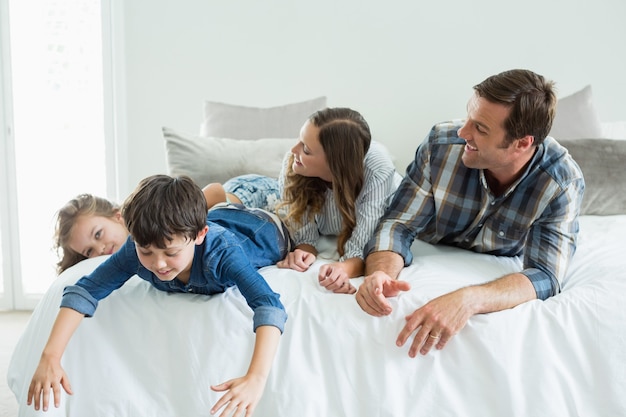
[210,325,281,416]
[27,307,84,411]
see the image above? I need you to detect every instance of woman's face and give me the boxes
[68,212,129,259]
[290,120,333,182]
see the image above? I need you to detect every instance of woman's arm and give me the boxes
[27,307,84,411]
[210,325,281,416]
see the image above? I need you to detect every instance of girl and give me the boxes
[205,108,401,294]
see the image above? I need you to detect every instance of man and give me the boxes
[356,69,584,358]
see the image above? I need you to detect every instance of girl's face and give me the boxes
[135,227,207,284]
[290,120,333,182]
[68,212,129,259]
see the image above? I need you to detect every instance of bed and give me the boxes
[8,91,626,416]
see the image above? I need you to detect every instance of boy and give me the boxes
[27,174,291,417]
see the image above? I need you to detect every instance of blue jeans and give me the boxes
[223,174,280,212]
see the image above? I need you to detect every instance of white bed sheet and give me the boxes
[8,215,626,417]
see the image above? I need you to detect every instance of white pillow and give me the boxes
[163,127,293,186]
[199,96,327,139]
[601,121,626,140]
[549,85,603,140]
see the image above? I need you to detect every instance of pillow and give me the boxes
[199,96,327,139]
[163,127,293,186]
[601,121,626,140]
[549,85,603,140]
[559,138,626,215]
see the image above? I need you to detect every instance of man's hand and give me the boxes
[396,288,475,357]
[356,271,411,316]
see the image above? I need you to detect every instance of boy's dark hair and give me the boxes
[122,175,207,248]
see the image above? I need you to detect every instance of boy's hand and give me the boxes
[210,373,266,417]
[27,356,73,411]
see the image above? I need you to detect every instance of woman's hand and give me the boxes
[276,248,316,272]
[318,262,356,294]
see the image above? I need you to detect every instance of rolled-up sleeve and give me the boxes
[211,245,287,333]
[365,142,435,265]
[252,305,288,334]
[59,238,139,316]
[60,285,99,317]
[522,176,583,299]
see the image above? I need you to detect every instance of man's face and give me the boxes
[457,94,518,173]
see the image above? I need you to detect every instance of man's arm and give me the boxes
[356,251,411,316]
[397,271,536,357]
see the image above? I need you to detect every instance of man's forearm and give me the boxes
[467,272,537,315]
[364,251,405,278]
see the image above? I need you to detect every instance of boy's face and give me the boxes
[135,227,207,284]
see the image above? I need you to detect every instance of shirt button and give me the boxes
[490,201,496,206]
[478,223,483,227]
[498,231,505,237]
[187,288,193,292]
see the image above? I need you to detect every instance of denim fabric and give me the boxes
[61,206,289,332]
[223,174,280,212]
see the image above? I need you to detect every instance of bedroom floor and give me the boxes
[0,310,32,417]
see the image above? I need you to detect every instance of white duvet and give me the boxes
[8,215,626,417]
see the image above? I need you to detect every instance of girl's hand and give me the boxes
[210,373,266,417]
[318,262,356,294]
[276,248,316,272]
[27,355,73,411]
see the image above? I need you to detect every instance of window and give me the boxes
[0,0,115,309]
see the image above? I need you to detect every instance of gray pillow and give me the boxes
[163,127,293,186]
[559,138,626,215]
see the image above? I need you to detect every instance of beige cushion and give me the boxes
[163,127,293,186]
[199,96,327,139]
[559,138,626,215]
[549,85,603,140]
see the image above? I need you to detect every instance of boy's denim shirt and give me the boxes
[61,207,289,333]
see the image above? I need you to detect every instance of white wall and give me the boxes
[114,0,626,198]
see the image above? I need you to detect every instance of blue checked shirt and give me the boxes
[365,120,584,300]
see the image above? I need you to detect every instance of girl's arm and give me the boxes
[276,243,317,272]
[210,325,281,416]
[318,257,364,294]
[27,307,85,411]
